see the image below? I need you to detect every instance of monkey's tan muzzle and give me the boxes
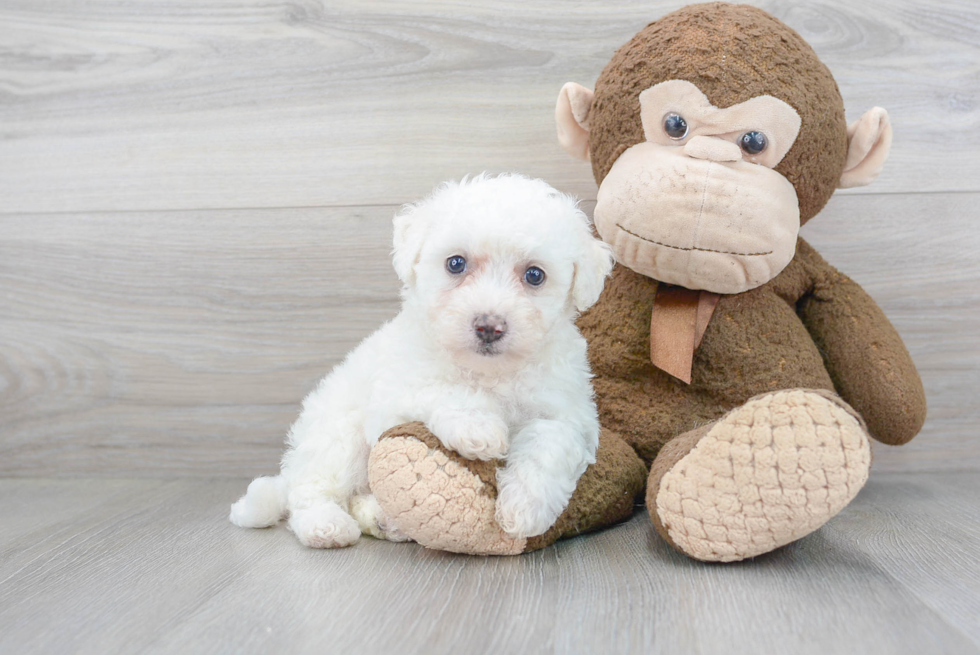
[594,142,801,294]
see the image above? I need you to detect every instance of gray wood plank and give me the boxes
[1,192,977,477]
[0,0,977,214]
[0,475,977,654]
[0,206,401,477]
[822,474,980,646]
[0,478,168,546]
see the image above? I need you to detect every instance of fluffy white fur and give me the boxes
[229,174,615,548]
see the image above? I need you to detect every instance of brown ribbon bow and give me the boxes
[649,286,721,384]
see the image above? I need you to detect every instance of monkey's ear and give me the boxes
[556,82,594,161]
[839,107,893,189]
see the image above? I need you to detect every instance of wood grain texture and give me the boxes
[0,474,977,654]
[0,0,978,213]
[1,4,976,650]
[1,192,977,477]
[0,206,401,476]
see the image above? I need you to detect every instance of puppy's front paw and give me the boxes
[288,502,360,549]
[428,409,509,461]
[494,477,562,539]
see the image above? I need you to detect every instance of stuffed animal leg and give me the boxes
[368,422,647,555]
[646,389,873,562]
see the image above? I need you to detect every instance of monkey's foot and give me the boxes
[368,423,524,555]
[368,422,646,555]
[648,389,872,562]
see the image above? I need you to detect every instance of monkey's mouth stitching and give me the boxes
[616,224,773,257]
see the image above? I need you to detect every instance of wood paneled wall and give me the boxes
[1,0,977,476]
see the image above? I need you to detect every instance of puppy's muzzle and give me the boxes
[473,314,507,345]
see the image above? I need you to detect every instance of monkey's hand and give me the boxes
[797,241,927,445]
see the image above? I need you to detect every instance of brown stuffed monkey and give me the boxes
[368,2,927,561]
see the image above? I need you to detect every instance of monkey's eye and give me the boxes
[446,255,466,275]
[739,131,768,155]
[523,266,546,287]
[663,113,689,140]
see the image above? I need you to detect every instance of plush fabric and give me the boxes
[556,82,595,161]
[369,422,647,554]
[647,389,872,562]
[367,2,925,561]
[582,239,926,463]
[369,427,526,555]
[840,107,893,188]
[638,80,802,167]
[594,141,802,293]
[588,2,848,224]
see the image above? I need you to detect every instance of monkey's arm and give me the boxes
[795,240,927,445]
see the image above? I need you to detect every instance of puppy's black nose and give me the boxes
[473,314,507,344]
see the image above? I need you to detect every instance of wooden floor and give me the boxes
[2,1,979,653]
[0,473,977,654]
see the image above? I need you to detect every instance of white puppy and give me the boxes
[230,174,614,548]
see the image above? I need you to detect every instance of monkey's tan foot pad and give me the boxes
[368,422,647,556]
[368,422,526,555]
[648,389,872,562]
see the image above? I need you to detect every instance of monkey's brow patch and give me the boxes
[615,224,774,257]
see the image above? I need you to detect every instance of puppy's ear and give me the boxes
[392,203,429,287]
[572,236,615,312]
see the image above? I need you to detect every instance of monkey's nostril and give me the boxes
[473,314,507,344]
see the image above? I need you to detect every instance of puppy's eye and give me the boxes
[523,266,545,287]
[663,113,689,140]
[446,255,467,275]
[446,255,466,275]
[739,131,768,155]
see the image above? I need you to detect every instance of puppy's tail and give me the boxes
[229,475,288,528]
